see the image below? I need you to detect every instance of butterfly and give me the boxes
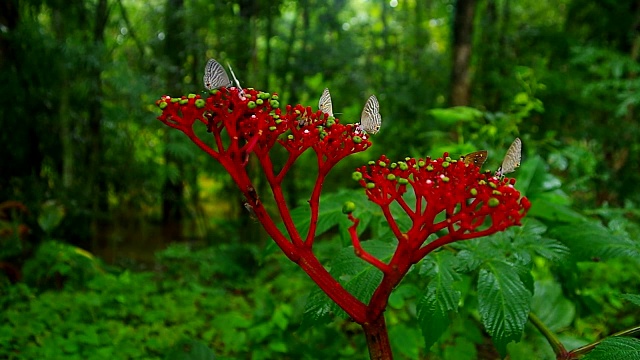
[203,59,232,90]
[358,95,381,134]
[461,150,488,167]
[495,138,522,177]
[318,88,333,117]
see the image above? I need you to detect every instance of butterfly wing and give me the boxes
[499,138,522,175]
[203,59,231,90]
[360,95,381,134]
[318,88,333,116]
[226,62,243,90]
[462,150,488,167]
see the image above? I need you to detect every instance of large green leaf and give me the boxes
[477,262,532,357]
[549,221,640,261]
[582,337,640,360]
[417,252,461,350]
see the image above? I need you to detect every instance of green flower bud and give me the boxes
[441,176,450,182]
[426,165,434,171]
[390,163,397,169]
[470,188,478,196]
[256,99,264,105]
[399,162,409,171]
[442,161,450,168]
[378,161,387,167]
[366,183,376,189]
[179,99,189,105]
[398,178,409,185]
[387,174,396,181]
[488,198,500,207]
[489,182,497,189]
[352,172,363,181]
[353,137,362,144]
[418,160,426,167]
[368,161,376,166]
[287,134,294,140]
[171,98,180,103]
[271,94,279,100]
[188,93,196,99]
[492,190,502,196]
[195,99,206,108]
[158,101,168,109]
[275,119,283,124]
[270,100,280,108]
[248,101,257,109]
[342,201,357,214]
[269,126,277,131]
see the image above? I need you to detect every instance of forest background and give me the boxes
[1,0,640,359]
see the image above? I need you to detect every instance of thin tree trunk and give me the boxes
[161,0,186,236]
[450,0,477,106]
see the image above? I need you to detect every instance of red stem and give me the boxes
[347,215,391,273]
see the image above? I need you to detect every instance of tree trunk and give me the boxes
[450,0,477,106]
[161,0,186,235]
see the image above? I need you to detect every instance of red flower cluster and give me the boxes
[351,153,530,262]
[156,87,371,170]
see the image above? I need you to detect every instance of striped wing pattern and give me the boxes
[203,59,231,90]
[360,95,381,134]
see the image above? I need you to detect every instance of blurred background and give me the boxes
[1,0,639,358]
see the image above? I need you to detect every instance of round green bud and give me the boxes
[378,161,387,167]
[287,134,294,140]
[248,101,257,109]
[342,201,357,214]
[352,172,363,181]
[405,157,411,161]
[479,180,487,185]
[271,94,279,100]
[442,161,450,168]
[470,188,478,196]
[445,156,452,162]
[270,100,280,108]
[492,190,502,196]
[188,93,197,99]
[390,163,397,169]
[418,160,426,167]
[368,161,376,166]
[366,183,376,189]
[387,174,396,181]
[488,198,500,207]
[398,178,409,185]
[171,98,180,103]
[269,126,277,131]
[426,165,434,171]
[353,137,362,144]
[179,99,189,105]
[399,162,409,171]
[158,101,168,109]
[195,99,206,108]
[489,182,497,189]
[275,119,283,124]
[210,89,219,95]
[256,99,264,105]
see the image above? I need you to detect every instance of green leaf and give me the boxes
[621,294,640,307]
[477,262,532,357]
[512,219,570,262]
[583,337,640,360]
[299,288,334,331]
[531,280,575,331]
[417,252,461,350]
[549,221,640,261]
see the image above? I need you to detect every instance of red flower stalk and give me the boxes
[343,154,529,357]
[156,87,373,323]
[156,87,529,359]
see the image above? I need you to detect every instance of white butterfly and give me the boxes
[358,95,381,134]
[203,59,231,90]
[318,88,333,117]
[496,138,522,177]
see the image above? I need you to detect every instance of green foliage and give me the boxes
[0,243,365,359]
[582,337,640,360]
